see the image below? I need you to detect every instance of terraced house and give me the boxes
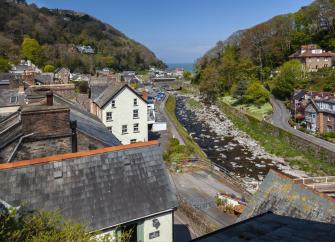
[90,84,149,145]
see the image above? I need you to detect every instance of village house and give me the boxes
[289,44,335,72]
[76,45,94,54]
[90,83,149,145]
[305,99,335,133]
[0,91,121,162]
[54,67,71,84]
[0,141,177,242]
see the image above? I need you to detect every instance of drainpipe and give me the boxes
[70,121,78,153]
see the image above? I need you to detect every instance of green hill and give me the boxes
[195,0,335,100]
[0,0,166,72]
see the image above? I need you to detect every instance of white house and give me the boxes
[90,84,148,144]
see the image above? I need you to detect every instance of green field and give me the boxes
[220,96,273,121]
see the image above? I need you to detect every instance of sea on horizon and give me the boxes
[167,63,194,72]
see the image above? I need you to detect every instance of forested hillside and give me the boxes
[195,0,335,101]
[0,0,166,73]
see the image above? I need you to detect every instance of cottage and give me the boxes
[289,44,335,72]
[54,67,71,84]
[90,84,149,145]
[305,99,335,133]
[0,141,177,241]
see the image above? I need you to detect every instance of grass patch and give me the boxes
[186,98,203,110]
[165,95,208,161]
[217,99,335,176]
[220,96,272,121]
[163,138,192,165]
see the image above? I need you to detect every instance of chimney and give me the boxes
[142,90,149,101]
[70,121,78,153]
[46,91,53,106]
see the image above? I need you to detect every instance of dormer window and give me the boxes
[134,98,138,106]
[10,96,18,104]
[111,100,116,108]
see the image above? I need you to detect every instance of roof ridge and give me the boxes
[0,140,160,170]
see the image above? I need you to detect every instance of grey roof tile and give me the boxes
[0,144,176,231]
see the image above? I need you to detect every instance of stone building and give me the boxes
[0,92,121,162]
[289,44,335,72]
[54,67,71,84]
[305,99,335,133]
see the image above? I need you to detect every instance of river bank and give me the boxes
[174,94,308,192]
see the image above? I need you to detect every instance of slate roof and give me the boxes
[238,170,335,224]
[53,94,121,146]
[0,89,25,107]
[93,83,147,108]
[89,84,109,100]
[192,212,335,242]
[0,141,177,231]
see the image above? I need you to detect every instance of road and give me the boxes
[159,94,185,145]
[268,96,335,151]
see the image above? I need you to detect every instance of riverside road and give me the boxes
[268,96,335,152]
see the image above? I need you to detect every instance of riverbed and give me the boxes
[175,95,307,192]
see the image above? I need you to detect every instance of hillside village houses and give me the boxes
[90,83,149,144]
[289,44,335,72]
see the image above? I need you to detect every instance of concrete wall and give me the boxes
[101,88,148,144]
[142,212,173,242]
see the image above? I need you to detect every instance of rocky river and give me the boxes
[175,95,307,192]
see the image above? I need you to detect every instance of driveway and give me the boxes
[268,96,335,151]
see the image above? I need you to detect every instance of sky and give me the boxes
[27,0,313,63]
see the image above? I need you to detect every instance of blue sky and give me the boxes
[27,0,313,63]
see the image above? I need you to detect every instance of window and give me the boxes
[130,139,137,144]
[325,64,328,68]
[107,126,112,132]
[106,112,112,122]
[133,98,138,106]
[328,116,331,122]
[10,96,18,104]
[133,123,139,133]
[133,109,139,119]
[111,100,116,108]
[122,125,128,134]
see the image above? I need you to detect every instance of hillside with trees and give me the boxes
[0,0,166,73]
[194,0,335,102]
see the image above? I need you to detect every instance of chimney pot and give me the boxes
[46,91,53,106]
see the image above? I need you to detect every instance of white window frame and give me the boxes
[133,123,139,133]
[133,98,138,106]
[107,126,112,132]
[133,109,139,119]
[10,96,18,104]
[111,100,116,108]
[106,112,113,122]
[122,125,128,134]
[130,139,137,144]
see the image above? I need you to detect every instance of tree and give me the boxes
[0,57,10,72]
[183,70,192,80]
[43,64,55,73]
[244,80,270,105]
[21,36,43,66]
[272,60,309,100]
[0,208,94,242]
[198,63,222,101]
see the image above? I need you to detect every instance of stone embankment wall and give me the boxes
[218,102,335,165]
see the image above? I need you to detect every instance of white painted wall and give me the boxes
[143,212,173,242]
[101,87,148,144]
